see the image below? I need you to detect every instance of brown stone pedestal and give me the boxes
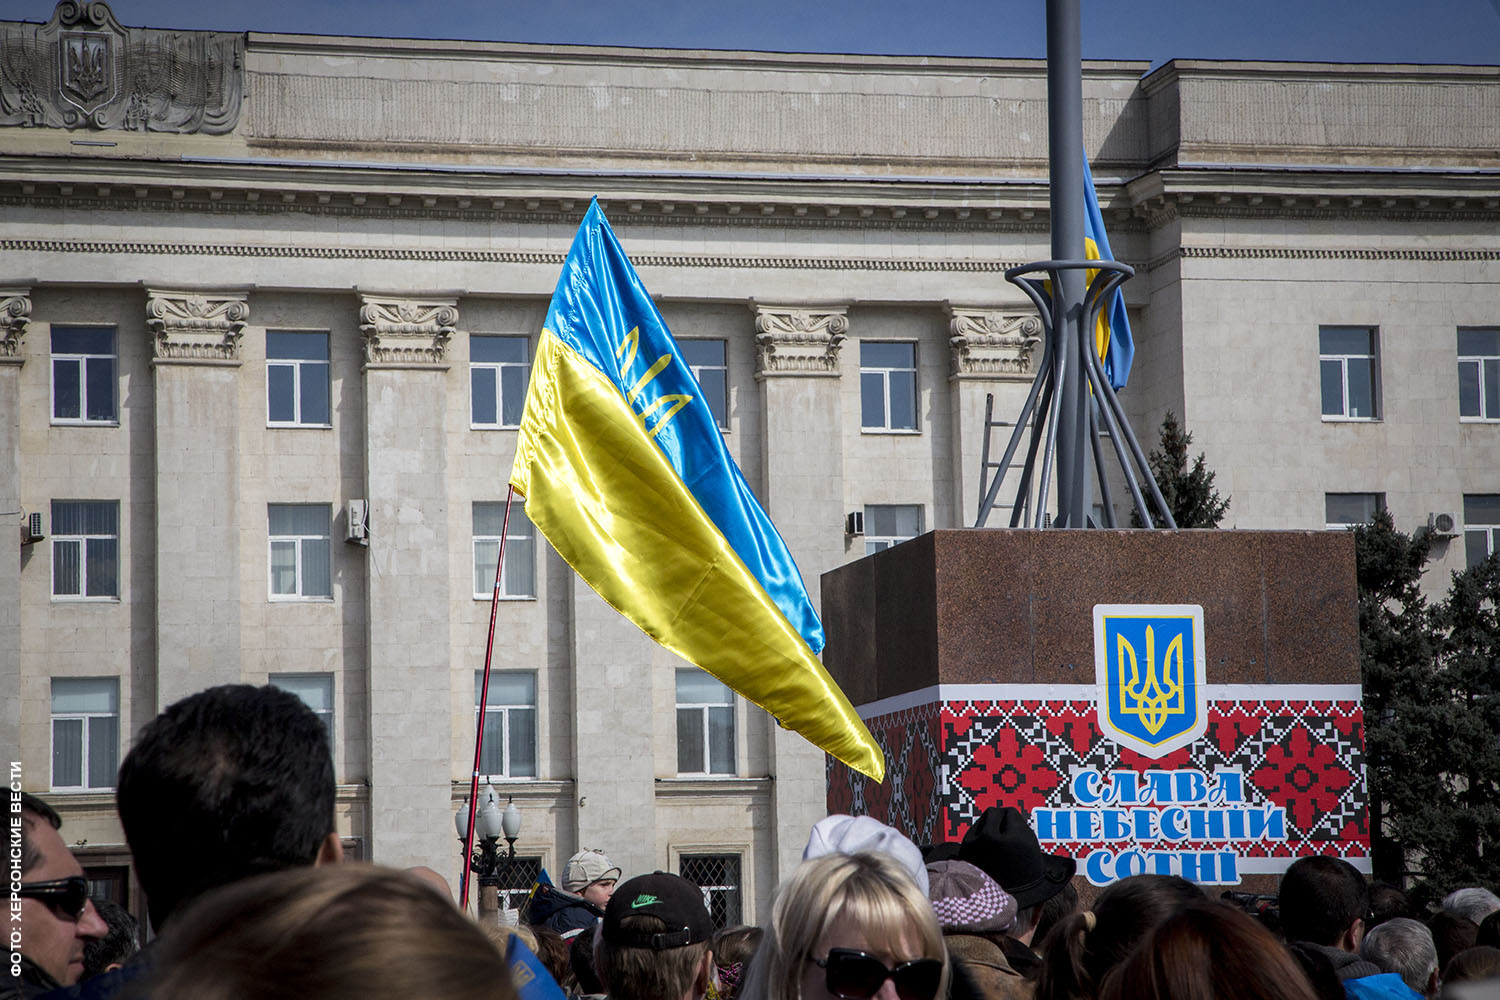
[820,529,1367,892]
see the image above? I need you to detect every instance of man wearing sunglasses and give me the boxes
[4,793,110,997]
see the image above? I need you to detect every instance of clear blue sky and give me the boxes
[3,0,1497,65]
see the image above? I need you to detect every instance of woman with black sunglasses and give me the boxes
[740,852,950,1000]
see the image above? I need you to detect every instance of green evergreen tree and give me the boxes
[1131,411,1230,528]
[1356,511,1500,904]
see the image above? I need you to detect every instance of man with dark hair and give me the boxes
[81,900,139,980]
[116,683,343,932]
[595,872,715,1000]
[1278,856,1383,996]
[4,793,109,997]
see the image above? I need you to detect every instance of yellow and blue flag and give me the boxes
[1082,157,1134,391]
[510,199,884,781]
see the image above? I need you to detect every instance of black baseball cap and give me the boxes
[602,872,713,950]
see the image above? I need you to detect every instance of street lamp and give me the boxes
[456,783,522,924]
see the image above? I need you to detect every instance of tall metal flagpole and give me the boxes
[1047,0,1088,528]
[460,483,517,912]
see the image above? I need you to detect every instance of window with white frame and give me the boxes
[679,339,729,429]
[51,677,119,791]
[269,504,332,599]
[473,503,535,598]
[1319,327,1380,420]
[860,342,918,431]
[51,500,119,599]
[864,504,923,555]
[1464,495,1500,569]
[51,327,117,424]
[270,673,334,739]
[471,336,530,428]
[1458,328,1500,421]
[1325,492,1384,529]
[267,331,331,427]
[475,671,537,779]
[679,853,743,928]
[676,669,735,775]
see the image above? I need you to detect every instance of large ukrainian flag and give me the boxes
[510,200,884,781]
[1082,157,1134,391]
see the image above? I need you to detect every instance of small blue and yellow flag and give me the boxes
[510,200,884,781]
[1082,157,1134,391]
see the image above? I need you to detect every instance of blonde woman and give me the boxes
[741,852,949,1000]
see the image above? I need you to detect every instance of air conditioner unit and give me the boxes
[844,511,864,536]
[21,511,44,544]
[1428,512,1459,537]
[346,500,369,544]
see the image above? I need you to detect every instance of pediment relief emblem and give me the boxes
[1,1,243,133]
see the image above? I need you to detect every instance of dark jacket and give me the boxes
[1,956,63,1000]
[524,882,604,936]
[1295,942,1384,983]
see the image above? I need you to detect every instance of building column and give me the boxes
[751,304,849,884]
[0,290,29,753]
[146,289,248,708]
[945,307,1043,527]
[359,295,457,871]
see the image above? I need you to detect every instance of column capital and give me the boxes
[946,307,1042,381]
[0,289,31,366]
[146,289,249,365]
[751,304,848,378]
[358,295,457,369]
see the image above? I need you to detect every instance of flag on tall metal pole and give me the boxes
[1082,156,1134,391]
[509,199,885,781]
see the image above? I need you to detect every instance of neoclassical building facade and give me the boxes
[2,2,1497,925]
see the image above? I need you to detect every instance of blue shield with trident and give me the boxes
[1093,604,1207,758]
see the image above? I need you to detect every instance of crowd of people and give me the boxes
[10,683,1500,1000]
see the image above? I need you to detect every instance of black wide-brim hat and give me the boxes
[957,806,1075,910]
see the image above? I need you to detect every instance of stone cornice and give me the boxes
[0,288,30,365]
[945,308,1042,381]
[751,305,848,378]
[358,295,456,369]
[145,289,248,365]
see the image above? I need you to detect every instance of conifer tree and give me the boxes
[1131,411,1230,528]
[1356,511,1500,904]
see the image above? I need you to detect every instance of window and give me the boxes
[1325,493,1384,529]
[473,503,535,598]
[267,331,331,426]
[676,669,735,775]
[270,673,334,738]
[51,501,119,599]
[864,504,923,554]
[51,677,119,791]
[471,336,530,428]
[51,326,117,425]
[860,342,918,431]
[1464,495,1500,569]
[679,854,743,929]
[679,339,728,429]
[475,671,537,779]
[269,504,332,599]
[498,856,544,911]
[1458,328,1500,421]
[1319,327,1379,420]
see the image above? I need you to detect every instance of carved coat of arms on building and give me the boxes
[1,1,243,133]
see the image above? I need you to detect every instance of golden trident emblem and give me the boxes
[1117,624,1186,736]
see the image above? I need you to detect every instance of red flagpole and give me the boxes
[461,483,517,912]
